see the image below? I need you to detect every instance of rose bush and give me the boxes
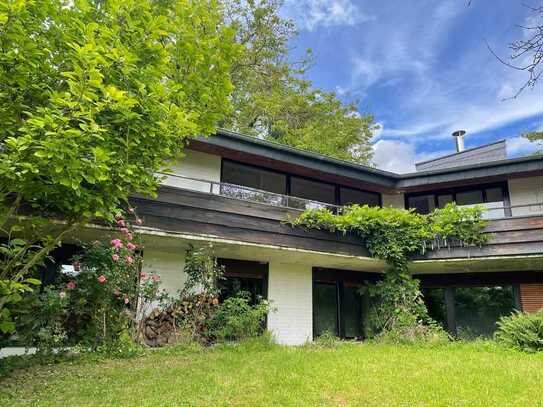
[9,209,166,354]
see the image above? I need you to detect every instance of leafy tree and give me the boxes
[521,130,543,152]
[222,0,375,163]
[0,0,237,330]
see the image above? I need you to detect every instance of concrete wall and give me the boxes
[508,176,543,217]
[161,149,222,193]
[142,249,187,296]
[267,262,313,345]
[382,193,405,209]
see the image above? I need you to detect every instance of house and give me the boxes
[60,129,543,345]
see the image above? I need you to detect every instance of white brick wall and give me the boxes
[267,262,313,345]
[142,249,187,296]
[161,150,221,193]
[508,176,543,216]
[382,193,405,209]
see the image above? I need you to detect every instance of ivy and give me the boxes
[291,203,488,339]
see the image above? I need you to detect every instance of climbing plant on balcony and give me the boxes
[290,203,488,341]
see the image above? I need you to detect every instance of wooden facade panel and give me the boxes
[520,283,543,313]
[418,271,543,288]
[136,212,369,257]
[418,242,543,259]
[131,187,543,261]
[132,197,363,245]
[486,229,543,245]
[483,216,543,233]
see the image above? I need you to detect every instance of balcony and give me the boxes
[139,173,543,261]
[157,172,340,213]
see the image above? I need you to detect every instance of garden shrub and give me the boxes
[207,292,271,342]
[495,311,543,352]
[142,245,272,346]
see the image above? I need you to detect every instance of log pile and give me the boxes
[142,307,179,347]
[141,295,219,347]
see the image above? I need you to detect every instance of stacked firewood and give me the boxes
[142,307,179,347]
[142,294,219,347]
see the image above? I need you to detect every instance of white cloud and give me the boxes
[507,136,541,157]
[372,140,416,173]
[338,2,543,150]
[284,0,373,31]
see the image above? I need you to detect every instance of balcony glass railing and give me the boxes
[157,172,543,219]
[157,172,340,212]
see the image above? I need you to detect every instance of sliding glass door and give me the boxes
[314,283,339,337]
[313,280,363,339]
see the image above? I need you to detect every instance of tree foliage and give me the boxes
[222,0,375,163]
[0,0,236,224]
[0,0,237,328]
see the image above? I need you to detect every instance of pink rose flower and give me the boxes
[112,253,120,262]
[126,233,133,241]
[120,227,129,235]
[127,242,136,250]
[136,218,143,225]
[110,239,123,249]
[140,272,147,280]
[128,207,135,214]
[97,275,107,283]
[126,255,134,264]
[117,219,126,227]
[151,274,160,282]
[124,297,130,304]
[66,281,76,290]
[59,291,66,299]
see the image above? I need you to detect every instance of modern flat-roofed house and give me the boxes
[59,129,543,344]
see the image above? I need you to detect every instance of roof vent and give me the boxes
[452,130,466,152]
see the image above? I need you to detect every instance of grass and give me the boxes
[2,339,543,406]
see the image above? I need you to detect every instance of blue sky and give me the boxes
[281,0,543,172]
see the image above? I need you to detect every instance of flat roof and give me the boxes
[193,129,543,191]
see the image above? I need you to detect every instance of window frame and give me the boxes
[221,158,382,208]
[404,181,511,216]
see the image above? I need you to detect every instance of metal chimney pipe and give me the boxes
[452,130,466,152]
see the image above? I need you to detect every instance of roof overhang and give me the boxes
[189,129,543,193]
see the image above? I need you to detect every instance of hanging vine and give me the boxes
[290,203,488,340]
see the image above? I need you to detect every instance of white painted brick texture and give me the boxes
[267,262,313,345]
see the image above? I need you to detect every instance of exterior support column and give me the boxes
[267,262,313,345]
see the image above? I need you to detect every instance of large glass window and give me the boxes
[217,259,268,306]
[340,187,380,207]
[314,283,339,336]
[221,161,286,194]
[407,183,508,216]
[407,194,436,214]
[221,159,382,209]
[423,288,447,328]
[485,187,504,203]
[342,285,363,338]
[423,285,517,339]
[455,286,515,339]
[437,194,454,209]
[456,190,484,206]
[290,177,336,204]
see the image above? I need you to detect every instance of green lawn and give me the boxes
[2,340,543,406]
